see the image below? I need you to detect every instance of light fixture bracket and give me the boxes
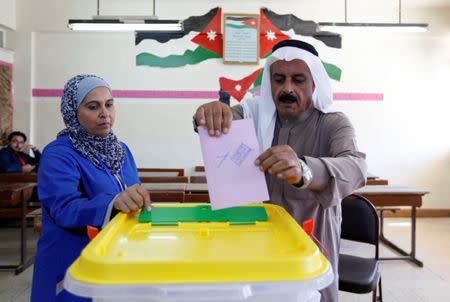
[68,0,182,32]
[68,19,183,32]
[318,22,428,33]
[318,0,428,33]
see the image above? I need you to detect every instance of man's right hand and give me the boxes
[195,101,233,136]
[22,164,35,173]
[114,184,152,213]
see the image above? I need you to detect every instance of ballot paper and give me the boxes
[198,119,269,210]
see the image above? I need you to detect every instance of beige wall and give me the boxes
[6,0,450,208]
[0,0,16,30]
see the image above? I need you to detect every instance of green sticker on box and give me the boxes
[139,205,268,225]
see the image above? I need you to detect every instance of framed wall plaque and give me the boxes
[223,14,259,64]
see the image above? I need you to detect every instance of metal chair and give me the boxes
[339,194,383,302]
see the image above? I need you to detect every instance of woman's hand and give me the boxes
[114,184,152,213]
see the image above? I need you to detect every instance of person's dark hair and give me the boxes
[272,39,319,57]
[8,131,27,142]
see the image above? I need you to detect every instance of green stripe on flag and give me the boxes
[253,70,263,87]
[322,61,342,81]
[136,46,221,68]
[226,24,253,30]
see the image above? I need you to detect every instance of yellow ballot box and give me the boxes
[64,203,333,302]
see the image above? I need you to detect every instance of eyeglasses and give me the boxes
[10,139,25,145]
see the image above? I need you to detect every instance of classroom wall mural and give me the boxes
[135,7,343,102]
[32,7,383,102]
[0,61,13,145]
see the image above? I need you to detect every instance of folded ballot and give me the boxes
[198,119,269,210]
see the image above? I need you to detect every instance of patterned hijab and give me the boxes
[57,74,124,174]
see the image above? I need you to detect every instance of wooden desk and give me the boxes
[185,183,208,193]
[190,171,206,177]
[190,174,386,185]
[184,183,210,203]
[26,208,42,234]
[149,191,185,203]
[0,173,37,183]
[139,176,189,183]
[189,176,207,183]
[0,183,34,207]
[366,178,388,185]
[0,182,37,274]
[138,171,179,177]
[141,183,187,191]
[354,185,429,267]
[137,168,184,176]
[194,165,205,172]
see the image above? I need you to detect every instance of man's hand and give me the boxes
[195,101,233,136]
[114,184,152,213]
[22,164,36,173]
[255,145,302,185]
[24,144,38,153]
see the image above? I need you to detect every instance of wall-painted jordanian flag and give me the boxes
[136,7,223,68]
[226,16,258,30]
[135,7,343,102]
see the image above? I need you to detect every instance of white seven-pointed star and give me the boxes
[207,30,217,41]
[235,84,242,91]
[265,30,277,41]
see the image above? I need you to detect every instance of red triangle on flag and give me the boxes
[259,9,290,58]
[191,8,223,56]
[219,68,263,102]
[243,17,258,29]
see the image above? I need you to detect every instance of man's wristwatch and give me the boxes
[192,115,199,133]
[296,158,313,189]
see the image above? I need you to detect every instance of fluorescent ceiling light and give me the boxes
[319,22,428,33]
[68,19,183,32]
[319,0,428,34]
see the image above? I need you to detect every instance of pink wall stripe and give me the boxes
[0,60,13,67]
[33,89,383,101]
[33,89,63,97]
[112,90,219,99]
[333,93,383,101]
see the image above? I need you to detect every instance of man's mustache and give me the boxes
[278,93,298,104]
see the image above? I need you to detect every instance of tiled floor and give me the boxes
[0,218,449,301]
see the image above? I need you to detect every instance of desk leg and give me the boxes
[379,209,385,239]
[0,189,35,274]
[14,191,34,275]
[379,206,423,267]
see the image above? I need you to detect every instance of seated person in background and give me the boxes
[31,74,152,302]
[194,40,367,302]
[0,131,40,173]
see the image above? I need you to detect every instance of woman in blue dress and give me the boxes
[31,74,152,302]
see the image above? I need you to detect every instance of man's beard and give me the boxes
[278,93,298,104]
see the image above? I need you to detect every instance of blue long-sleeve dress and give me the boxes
[31,134,140,302]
